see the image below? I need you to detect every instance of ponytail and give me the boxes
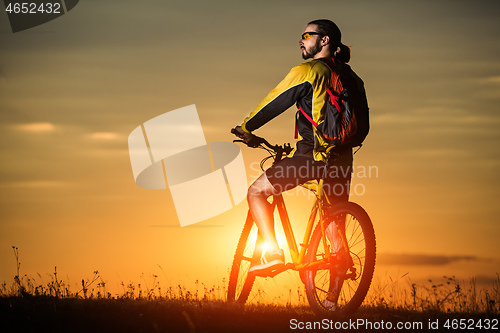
[336,43,351,64]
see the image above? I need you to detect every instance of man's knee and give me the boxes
[247,175,276,200]
[247,182,263,199]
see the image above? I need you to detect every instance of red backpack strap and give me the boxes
[298,106,318,127]
[295,106,319,139]
[318,58,343,112]
[326,89,342,113]
[294,110,299,139]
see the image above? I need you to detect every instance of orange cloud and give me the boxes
[16,122,55,132]
[89,132,119,140]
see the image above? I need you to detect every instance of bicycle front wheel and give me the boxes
[304,201,376,315]
[227,212,264,303]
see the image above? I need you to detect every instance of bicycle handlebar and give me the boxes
[231,128,293,156]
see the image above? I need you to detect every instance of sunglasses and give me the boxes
[301,32,323,40]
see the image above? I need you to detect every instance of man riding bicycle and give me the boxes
[233,19,359,276]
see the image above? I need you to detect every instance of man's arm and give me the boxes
[241,63,316,133]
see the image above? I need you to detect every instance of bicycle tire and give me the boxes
[227,212,264,303]
[304,201,376,315]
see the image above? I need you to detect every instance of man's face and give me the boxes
[299,24,323,60]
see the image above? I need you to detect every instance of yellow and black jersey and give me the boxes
[241,60,331,161]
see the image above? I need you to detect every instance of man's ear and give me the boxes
[321,35,330,47]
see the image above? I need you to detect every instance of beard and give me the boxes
[301,39,322,60]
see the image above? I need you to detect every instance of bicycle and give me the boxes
[227,130,376,315]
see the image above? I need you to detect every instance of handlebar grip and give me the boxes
[231,127,291,156]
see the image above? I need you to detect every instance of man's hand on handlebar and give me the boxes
[231,127,293,155]
[232,126,254,144]
[232,126,266,148]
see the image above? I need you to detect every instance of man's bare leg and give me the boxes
[247,172,280,254]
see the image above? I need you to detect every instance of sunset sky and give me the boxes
[1,0,499,299]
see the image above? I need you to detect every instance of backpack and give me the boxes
[297,57,369,148]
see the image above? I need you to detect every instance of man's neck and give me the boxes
[313,48,332,60]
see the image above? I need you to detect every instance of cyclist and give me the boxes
[233,19,355,275]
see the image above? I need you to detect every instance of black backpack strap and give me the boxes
[315,57,335,71]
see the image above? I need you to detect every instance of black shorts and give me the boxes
[265,152,353,202]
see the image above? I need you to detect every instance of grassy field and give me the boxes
[2,270,499,333]
[2,296,499,333]
[2,247,499,332]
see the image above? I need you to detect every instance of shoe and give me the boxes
[248,249,285,274]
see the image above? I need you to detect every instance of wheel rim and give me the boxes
[232,223,263,301]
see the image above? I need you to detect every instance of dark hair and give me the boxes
[308,19,351,63]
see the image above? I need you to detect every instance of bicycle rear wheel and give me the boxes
[227,212,264,303]
[304,201,376,315]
